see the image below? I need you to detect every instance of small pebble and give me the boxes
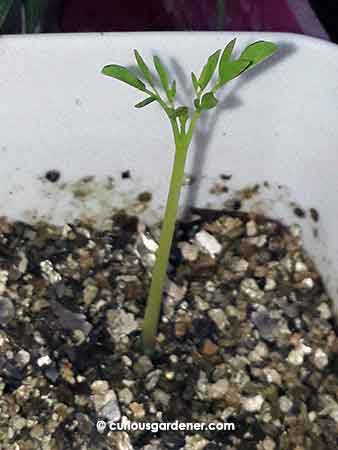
[164,371,175,381]
[249,342,269,362]
[300,277,314,289]
[106,309,138,342]
[185,435,209,450]
[264,278,276,291]
[317,303,332,320]
[129,402,146,419]
[279,396,293,413]
[37,355,52,367]
[140,233,158,253]
[72,329,86,346]
[134,356,154,376]
[122,355,133,367]
[246,220,258,237]
[207,379,229,400]
[201,339,218,356]
[313,348,329,369]
[174,321,187,338]
[263,368,282,386]
[83,284,98,305]
[262,437,276,450]
[169,355,178,364]
[16,350,31,367]
[295,261,308,272]
[308,411,317,422]
[195,230,222,258]
[178,242,199,262]
[195,296,209,312]
[152,389,170,408]
[145,370,162,391]
[241,395,264,412]
[287,342,312,366]
[118,388,134,405]
[12,417,27,431]
[247,235,267,248]
[165,280,187,303]
[251,310,277,342]
[40,260,62,284]
[241,279,264,300]
[91,381,121,422]
[231,257,249,273]
[91,379,108,394]
[0,296,15,325]
[289,223,301,237]
[30,424,44,440]
[208,308,228,331]
[0,270,8,295]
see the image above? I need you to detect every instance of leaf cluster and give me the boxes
[102,39,277,142]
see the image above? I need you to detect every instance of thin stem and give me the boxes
[141,144,188,353]
[141,112,200,354]
[185,110,201,147]
[145,88,180,143]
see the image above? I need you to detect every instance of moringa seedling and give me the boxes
[102,39,277,354]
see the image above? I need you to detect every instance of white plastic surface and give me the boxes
[0,32,337,312]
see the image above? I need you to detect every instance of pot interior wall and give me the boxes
[0,32,337,314]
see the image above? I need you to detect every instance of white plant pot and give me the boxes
[0,32,337,314]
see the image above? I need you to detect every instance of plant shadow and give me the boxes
[175,41,296,216]
[126,40,296,216]
[234,40,296,88]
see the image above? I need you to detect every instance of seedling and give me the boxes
[102,39,277,354]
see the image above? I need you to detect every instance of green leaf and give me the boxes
[200,92,218,111]
[198,49,221,91]
[191,72,199,94]
[240,41,277,67]
[23,0,46,33]
[153,55,171,102]
[218,38,236,78]
[0,0,14,29]
[194,98,201,110]
[134,96,157,108]
[134,49,154,87]
[102,65,146,92]
[218,59,251,87]
[170,106,189,119]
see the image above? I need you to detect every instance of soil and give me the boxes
[0,205,337,450]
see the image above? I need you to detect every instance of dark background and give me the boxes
[2,0,338,43]
[310,0,338,42]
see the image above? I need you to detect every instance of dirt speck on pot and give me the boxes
[182,174,196,186]
[220,174,232,181]
[137,192,152,203]
[293,206,306,218]
[0,205,337,449]
[310,207,320,222]
[45,170,61,183]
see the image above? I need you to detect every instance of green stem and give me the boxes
[141,143,188,353]
[185,111,201,147]
[141,112,200,354]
